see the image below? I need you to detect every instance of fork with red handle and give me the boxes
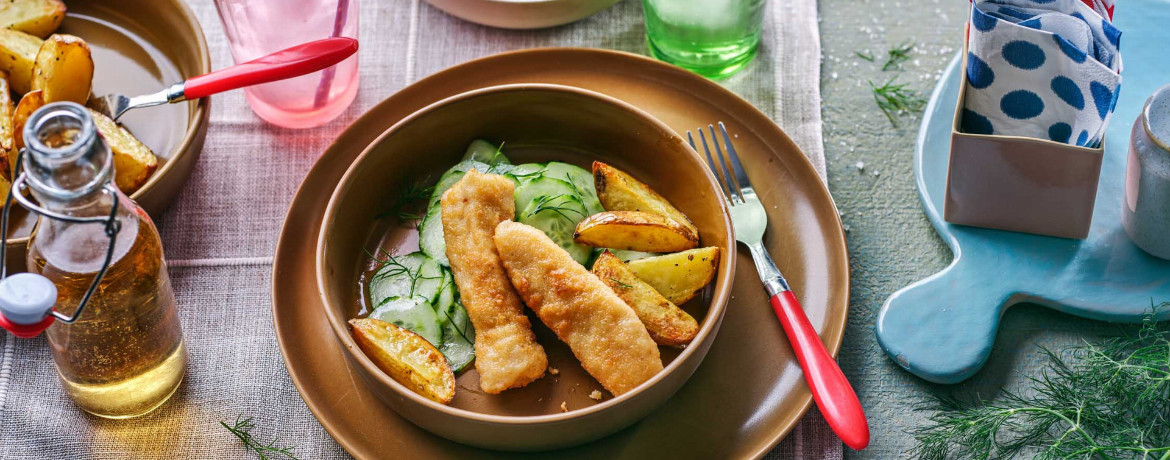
[689,122,870,450]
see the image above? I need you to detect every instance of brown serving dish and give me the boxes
[3,0,210,271]
[944,49,1104,239]
[275,48,848,459]
[317,84,735,451]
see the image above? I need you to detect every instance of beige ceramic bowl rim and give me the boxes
[316,82,736,425]
[3,0,211,246]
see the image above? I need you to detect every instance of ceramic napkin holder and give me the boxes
[944,50,1104,240]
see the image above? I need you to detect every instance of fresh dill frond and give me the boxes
[375,179,433,223]
[368,248,443,297]
[910,306,1170,460]
[869,77,926,126]
[525,194,586,221]
[855,50,876,62]
[221,415,299,460]
[608,278,634,289]
[882,41,915,71]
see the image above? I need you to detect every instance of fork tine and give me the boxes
[692,128,734,202]
[718,122,751,190]
[709,124,743,203]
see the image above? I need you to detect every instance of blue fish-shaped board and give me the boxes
[875,0,1170,385]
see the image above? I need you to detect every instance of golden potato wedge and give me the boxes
[593,161,698,238]
[0,72,14,181]
[12,89,43,154]
[88,108,157,194]
[349,318,456,405]
[627,247,721,305]
[31,34,93,104]
[0,28,42,94]
[574,210,699,253]
[0,0,65,38]
[593,251,698,346]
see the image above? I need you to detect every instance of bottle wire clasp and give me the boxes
[0,148,121,337]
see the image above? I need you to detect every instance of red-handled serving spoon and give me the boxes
[689,122,870,450]
[90,37,359,121]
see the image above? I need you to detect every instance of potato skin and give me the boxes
[593,251,698,346]
[626,247,721,305]
[593,161,698,238]
[0,72,14,182]
[349,318,456,405]
[0,28,43,94]
[0,0,66,38]
[88,108,157,194]
[12,89,43,153]
[574,211,699,253]
[31,34,93,104]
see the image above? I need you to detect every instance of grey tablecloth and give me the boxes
[0,0,838,458]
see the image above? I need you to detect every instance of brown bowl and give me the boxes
[316,84,735,451]
[3,0,211,271]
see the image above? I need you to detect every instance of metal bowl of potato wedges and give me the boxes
[316,83,736,451]
[1,0,210,271]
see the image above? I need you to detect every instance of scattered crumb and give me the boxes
[549,367,560,376]
[589,390,603,401]
[560,401,568,412]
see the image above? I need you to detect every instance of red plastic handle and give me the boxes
[183,37,359,100]
[770,290,870,450]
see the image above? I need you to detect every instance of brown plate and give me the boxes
[273,48,848,459]
[3,0,211,272]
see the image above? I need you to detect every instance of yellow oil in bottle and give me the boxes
[28,206,186,419]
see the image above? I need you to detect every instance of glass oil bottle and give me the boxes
[21,102,185,418]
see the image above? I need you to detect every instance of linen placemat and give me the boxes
[0,0,836,458]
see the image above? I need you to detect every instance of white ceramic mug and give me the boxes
[1123,84,1170,259]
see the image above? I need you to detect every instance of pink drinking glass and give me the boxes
[214,0,359,129]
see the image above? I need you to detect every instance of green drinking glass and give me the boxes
[642,0,766,78]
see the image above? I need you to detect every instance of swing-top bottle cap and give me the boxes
[0,273,57,337]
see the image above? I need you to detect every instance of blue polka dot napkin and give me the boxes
[962,0,1121,148]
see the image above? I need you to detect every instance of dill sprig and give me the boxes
[910,307,1170,460]
[375,179,433,223]
[221,415,299,460]
[855,50,876,62]
[869,77,926,126]
[525,194,586,221]
[368,248,443,298]
[882,41,915,71]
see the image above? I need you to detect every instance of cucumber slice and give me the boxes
[512,177,576,219]
[430,169,467,206]
[369,296,443,346]
[431,270,476,372]
[462,139,510,166]
[418,205,447,266]
[518,194,593,265]
[506,162,546,185]
[369,252,445,304]
[438,304,475,372]
[543,162,603,215]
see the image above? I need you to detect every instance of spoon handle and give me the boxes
[183,37,358,100]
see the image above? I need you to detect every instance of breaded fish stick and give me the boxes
[442,170,548,393]
[494,221,663,396]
